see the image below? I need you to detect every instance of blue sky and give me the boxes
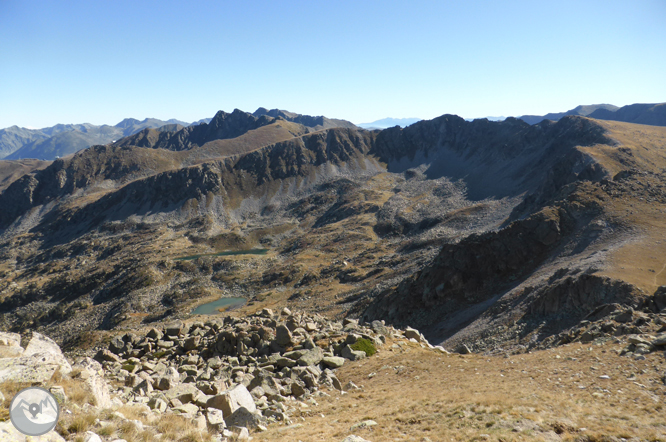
[1,0,665,129]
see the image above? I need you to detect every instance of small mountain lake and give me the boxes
[174,249,268,261]
[191,297,246,315]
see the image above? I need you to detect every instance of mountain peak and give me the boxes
[115,118,142,129]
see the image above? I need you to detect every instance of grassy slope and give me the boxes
[256,338,666,441]
[579,120,666,295]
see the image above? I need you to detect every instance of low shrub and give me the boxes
[350,338,377,356]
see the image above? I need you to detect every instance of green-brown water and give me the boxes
[191,297,246,315]
[174,249,268,261]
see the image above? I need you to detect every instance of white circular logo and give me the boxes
[9,387,60,436]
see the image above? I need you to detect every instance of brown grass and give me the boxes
[254,338,666,441]
[155,414,213,442]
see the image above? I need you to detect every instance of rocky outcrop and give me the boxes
[0,332,71,383]
[527,274,644,319]
[362,203,580,327]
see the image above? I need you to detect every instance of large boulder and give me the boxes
[73,358,112,409]
[341,345,366,361]
[0,333,72,383]
[164,383,202,404]
[224,406,267,430]
[275,325,294,347]
[297,347,324,366]
[206,384,256,417]
[24,333,72,373]
[322,356,345,368]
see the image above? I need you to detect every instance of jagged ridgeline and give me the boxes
[1,107,666,356]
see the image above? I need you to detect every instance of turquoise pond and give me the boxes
[191,297,246,315]
[174,249,268,261]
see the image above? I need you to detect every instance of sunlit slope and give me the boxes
[580,119,666,295]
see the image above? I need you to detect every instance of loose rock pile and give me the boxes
[92,308,421,440]
[0,308,439,441]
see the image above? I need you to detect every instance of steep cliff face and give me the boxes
[371,115,612,200]
[2,127,377,237]
[361,202,582,323]
[0,145,184,228]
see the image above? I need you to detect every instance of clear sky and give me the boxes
[1,0,665,129]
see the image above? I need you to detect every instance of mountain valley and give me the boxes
[1,106,666,440]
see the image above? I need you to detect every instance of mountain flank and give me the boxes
[2,106,666,440]
[519,102,666,126]
[2,109,663,360]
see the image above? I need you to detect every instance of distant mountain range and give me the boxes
[518,103,666,126]
[0,109,359,161]
[0,118,189,160]
[358,118,422,129]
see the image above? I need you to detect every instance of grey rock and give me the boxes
[148,397,168,412]
[183,336,201,351]
[291,381,306,397]
[651,333,666,346]
[207,384,256,417]
[297,347,324,366]
[164,383,202,404]
[49,386,67,404]
[0,333,73,383]
[109,336,126,354]
[206,407,227,430]
[404,327,422,341]
[283,349,309,360]
[350,420,377,431]
[74,359,112,408]
[275,325,294,347]
[94,349,122,363]
[0,332,23,357]
[225,406,267,430]
[322,356,345,368]
[173,403,199,416]
[276,357,297,368]
[341,345,366,361]
[614,309,634,323]
[147,328,163,340]
[455,343,472,354]
[166,321,184,336]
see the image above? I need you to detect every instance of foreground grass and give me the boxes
[256,338,666,441]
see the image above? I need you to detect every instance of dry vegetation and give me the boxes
[0,371,215,442]
[578,121,666,295]
[256,338,666,441]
